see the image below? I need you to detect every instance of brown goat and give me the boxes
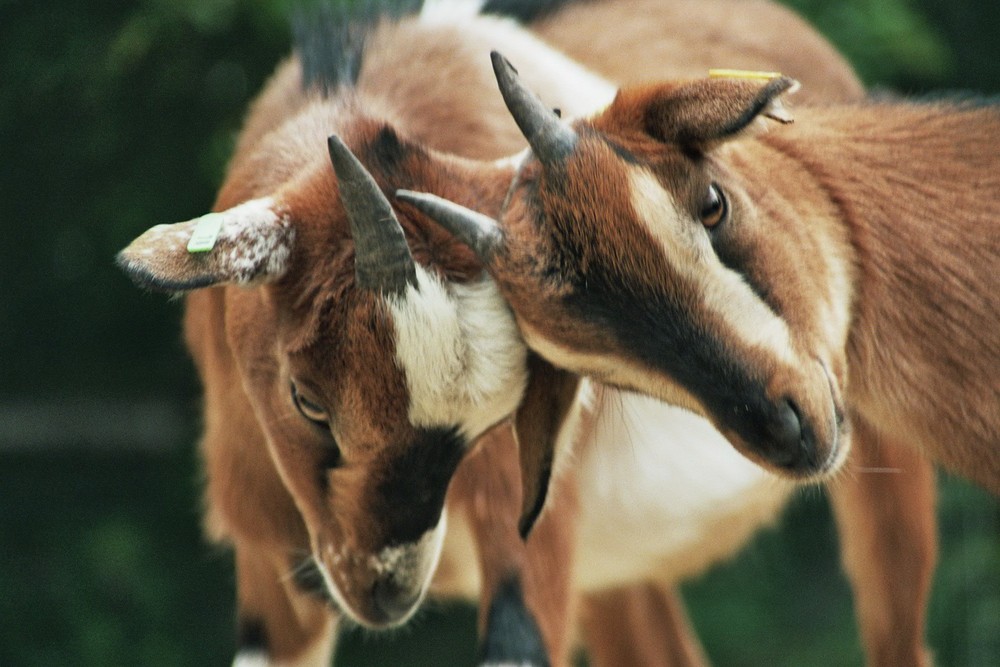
[403,60,1000,491]
[397,55,1000,662]
[118,2,936,666]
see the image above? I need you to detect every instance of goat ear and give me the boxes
[116,197,294,293]
[513,353,580,539]
[643,75,798,149]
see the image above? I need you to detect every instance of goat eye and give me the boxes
[291,382,329,427]
[699,183,727,228]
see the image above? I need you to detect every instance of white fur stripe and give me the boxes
[387,267,527,439]
[627,169,796,365]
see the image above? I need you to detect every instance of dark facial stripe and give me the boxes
[317,441,343,494]
[566,262,782,445]
[374,427,466,545]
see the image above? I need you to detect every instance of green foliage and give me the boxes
[784,0,953,86]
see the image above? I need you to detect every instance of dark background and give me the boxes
[1,0,998,664]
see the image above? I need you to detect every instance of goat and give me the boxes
[398,52,1000,661]
[118,1,934,666]
[401,55,1000,491]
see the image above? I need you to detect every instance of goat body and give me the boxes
[765,101,1000,488]
[118,1,940,665]
[502,89,1000,491]
[400,60,980,665]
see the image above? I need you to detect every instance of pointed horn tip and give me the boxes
[326,134,351,171]
[490,50,517,76]
[394,189,427,211]
[393,189,458,223]
[394,190,502,260]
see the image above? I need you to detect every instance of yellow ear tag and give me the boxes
[708,69,783,81]
[187,213,224,253]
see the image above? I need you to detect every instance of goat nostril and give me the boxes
[763,398,813,471]
[769,399,802,449]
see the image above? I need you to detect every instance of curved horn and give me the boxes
[395,190,502,263]
[491,51,577,166]
[328,134,417,294]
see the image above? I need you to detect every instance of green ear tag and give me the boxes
[187,213,224,253]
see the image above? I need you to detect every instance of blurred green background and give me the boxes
[1,0,998,665]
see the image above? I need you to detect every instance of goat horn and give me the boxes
[395,190,502,262]
[491,51,577,166]
[328,135,417,294]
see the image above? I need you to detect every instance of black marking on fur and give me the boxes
[518,457,551,540]
[707,220,783,317]
[374,427,466,545]
[600,136,641,165]
[317,440,343,493]
[370,125,410,175]
[482,0,584,24]
[237,616,269,652]
[293,0,421,95]
[565,256,815,471]
[478,576,550,667]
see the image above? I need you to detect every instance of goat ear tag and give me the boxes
[708,68,783,81]
[186,213,224,253]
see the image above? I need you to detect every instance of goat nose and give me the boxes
[764,399,817,472]
[371,576,421,624]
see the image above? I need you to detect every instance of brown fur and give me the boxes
[532,84,1000,490]
[117,2,943,665]
[765,102,1000,490]
[580,584,709,667]
[402,71,973,666]
[532,0,863,103]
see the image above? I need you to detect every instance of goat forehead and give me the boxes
[386,265,527,439]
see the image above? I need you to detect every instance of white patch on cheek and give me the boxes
[419,0,486,20]
[627,170,796,366]
[387,266,528,439]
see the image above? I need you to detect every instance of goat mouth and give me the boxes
[311,553,429,629]
[312,513,448,628]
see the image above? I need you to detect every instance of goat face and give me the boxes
[118,124,526,627]
[401,57,852,488]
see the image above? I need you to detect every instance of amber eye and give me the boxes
[699,183,727,228]
[291,382,329,427]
